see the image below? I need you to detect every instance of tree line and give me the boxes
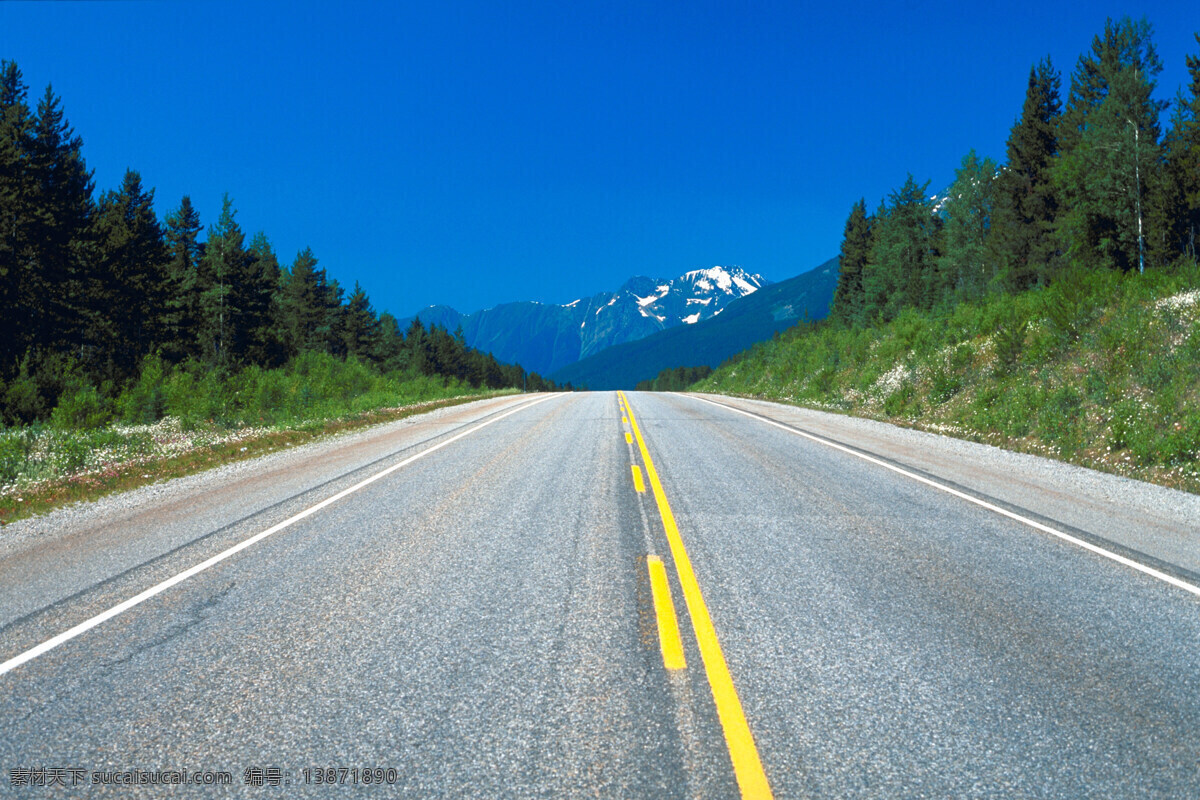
[830,18,1200,327]
[0,61,555,425]
[635,365,713,392]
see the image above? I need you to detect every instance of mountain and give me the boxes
[547,257,839,390]
[400,266,767,376]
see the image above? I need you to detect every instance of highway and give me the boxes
[1,391,1197,798]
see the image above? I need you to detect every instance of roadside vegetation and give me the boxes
[0,352,518,524]
[636,365,713,391]
[700,18,1200,495]
[698,265,1200,493]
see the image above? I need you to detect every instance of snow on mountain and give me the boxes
[400,266,768,376]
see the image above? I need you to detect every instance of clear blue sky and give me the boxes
[2,1,1197,318]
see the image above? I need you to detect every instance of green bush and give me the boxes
[117,355,168,424]
[50,382,113,430]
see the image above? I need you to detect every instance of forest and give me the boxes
[829,18,1199,324]
[0,60,554,430]
[701,18,1200,493]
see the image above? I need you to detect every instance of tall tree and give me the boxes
[0,61,34,377]
[1157,33,1200,262]
[861,176,939,322]
[993,58,1063,289]
[278,247,328,358]
[162,196,204,361]
[27,84,97,359]
[830,198,873,325]
[342,281,380,360]
[93,170,169,379]
[243,231,282,365]
[1054,17,1166,272]
[940,150,999,299]
[197,195,249,366]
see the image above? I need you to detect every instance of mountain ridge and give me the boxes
[548,257,839,389]
[399,266,767,376]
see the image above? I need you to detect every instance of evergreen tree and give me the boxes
[1054,17,1166,272]
[993,58,1062,289]
[244,231,283,366]
[830,198,873,325]
[197,195,249,366]
[0,61,34,378]
[93,170,169,379]
[342,281,380,360]
[861,176,939,321]
[278,247,323,358]
[162,196,204,361]
[404,317,431,375]
[373,311,406,371]
[1157,34,1200,261]
[317,275,346,357]
[27,84,97,359]
[939,150,998,299]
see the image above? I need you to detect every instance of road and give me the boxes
[1,391,1197,798]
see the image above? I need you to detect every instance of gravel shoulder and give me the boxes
[692,393,1200,578]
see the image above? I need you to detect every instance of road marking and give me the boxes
[0,394,560,679]
[647,555,687,670]
[626,431,633,444]
[620,392,773,799]
[631,465,647,493]
[691,395,1200,599]
[623,416,629,424]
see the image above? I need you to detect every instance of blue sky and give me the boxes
[2,1,1197,318]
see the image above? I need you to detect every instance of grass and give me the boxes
[697,263,1200,495]
[0,352,522,525]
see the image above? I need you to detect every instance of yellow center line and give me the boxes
[625,431,633,444]
[631,464,646,493]
[619,391,773,800]
[647,555,687,670]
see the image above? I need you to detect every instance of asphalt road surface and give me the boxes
[1,391,1197,798]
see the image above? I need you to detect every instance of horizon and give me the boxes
[2,0,1197,318]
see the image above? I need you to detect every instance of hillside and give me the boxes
[550,257,839,389]
[697,266,1200,494]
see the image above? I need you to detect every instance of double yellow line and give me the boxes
[618,391,773,800]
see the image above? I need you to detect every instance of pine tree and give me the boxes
[162,196,204,361]
[93,170,169,379]
[993,58,1062,289]
[1054,17,1166,272]
[1157,34,1200,262]
[861,176,938,321]
[373,311,405,372]
[27,84,97,359]
[342,281,380,360]
[197,195,249,366]
[278,247,321,358]
[0,61,34,378]
[939,150,998,299]
[243,231,282,365]
[830,199,873,325]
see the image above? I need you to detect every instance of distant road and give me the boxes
[1,392,1197,798]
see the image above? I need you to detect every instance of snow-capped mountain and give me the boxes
[399,266,768,376]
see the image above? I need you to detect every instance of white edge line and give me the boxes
[689,394,1200,599]
[0,394,559,678]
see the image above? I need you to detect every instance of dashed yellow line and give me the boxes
[631,464,647,493]
[620,391,773,800]
[647,555,686,670]
[625,431,633,444]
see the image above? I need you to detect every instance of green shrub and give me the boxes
[117,355,168,424]
[50,383,113,430]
